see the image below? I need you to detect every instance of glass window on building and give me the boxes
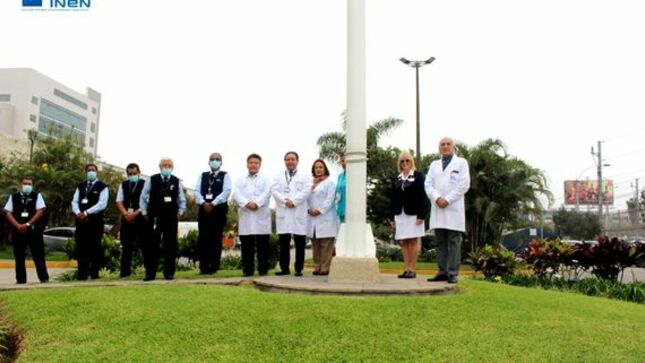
[0,94,10,102]
[89,137,95,148]
[90,122,96,133]
[53,89,88,110]
[30,114,37,123]
[92,107,97,114]
[40,98,87,131]
[31,96,39,105]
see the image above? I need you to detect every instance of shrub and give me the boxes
[469,245,519,278]
[582,236,644,281]
[376,243,403,262]
[521,239,573,278]
[220,254,242,270]
[494,274,645,304]
[64,234,122,273]
[178,229,200,265]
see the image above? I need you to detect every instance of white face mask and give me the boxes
[209,160,221,171]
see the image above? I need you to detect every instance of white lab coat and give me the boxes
[272,169,312,235]
[425,156,470,232]
[233,173,272,236]
[306,178,338,239]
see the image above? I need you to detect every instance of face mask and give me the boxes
[22,185,33,194]
[128,175,140,183]
[161,168,172,177]
[87,171,97,181]
[209,160,221,171]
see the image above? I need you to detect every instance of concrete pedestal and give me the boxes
[328,257,380,284]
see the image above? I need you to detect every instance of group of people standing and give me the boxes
[3,136,468,285]
[390,137,470,284]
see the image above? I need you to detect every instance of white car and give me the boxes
[43,227,75,251]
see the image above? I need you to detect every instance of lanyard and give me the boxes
[284,170,296,187]
[207,172,217,193]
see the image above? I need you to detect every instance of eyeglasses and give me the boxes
[400,160,411,164]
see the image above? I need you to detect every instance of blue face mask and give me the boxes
[22,184,33,194]
[209,160,221,171]
[160,168,172,177]
[128,175,140,183]
[87,171,97,181]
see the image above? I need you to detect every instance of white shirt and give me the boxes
[4,193,46,212]
[71,181,109,216]
[272,169,312,235]
[307,177,338,239]
[233,173,272,236]
[425,155,470,232]
[195,171,232,206]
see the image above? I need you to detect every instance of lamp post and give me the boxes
[400,57,435,167]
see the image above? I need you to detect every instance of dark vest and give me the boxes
[78,180,107,215]
[121,179,145,210]
[198,171,228,220]
[10,192,38,224]
[147,174,180,217]
[200,171,227,202]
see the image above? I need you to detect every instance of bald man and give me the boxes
[195,152,232,274]
[140,157,187,281]
[424,137,470,284]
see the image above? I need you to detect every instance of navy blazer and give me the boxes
[390,170,428,220]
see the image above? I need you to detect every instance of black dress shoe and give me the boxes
[143,276,155,282]
[398,271,409,278]
[427,275,448,282]
[405,271,417,279]
[294,272,303,277]
[312,271,320,276]
[275,271,290,276]
[447,276,458,284]
[243,273,254,277]
[164,276,174,281]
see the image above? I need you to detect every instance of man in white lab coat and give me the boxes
[272,151,312,276]
[233,153,273,276]
[425,137,470,284]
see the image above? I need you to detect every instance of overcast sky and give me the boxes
[2,0,644,210]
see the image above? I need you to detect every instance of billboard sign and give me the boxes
[564,180,614,205]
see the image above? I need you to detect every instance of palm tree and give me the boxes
[460,139,552,252]
[317,112,403,164]
[316,113,404,230]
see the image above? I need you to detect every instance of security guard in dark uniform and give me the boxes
[3,176,49,284]
[195,152,232,274]
[115,163,146,278]
[140,157,186,281]
[71,163,109,280]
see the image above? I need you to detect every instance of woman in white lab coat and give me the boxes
[307,159,337,275]
[233,153,273,276]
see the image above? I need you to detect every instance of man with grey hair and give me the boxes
[424,137,470,284]
[140,157,186,281]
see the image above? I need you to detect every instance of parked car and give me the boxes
[43,227,75,251]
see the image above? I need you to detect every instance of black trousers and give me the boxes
[197,208,226,274]
[240,234,270,276]
[278,233,306,273]
[12,230,49,284]
[119,217,145,277]
[75,217,104,280]
[144,215,178,279]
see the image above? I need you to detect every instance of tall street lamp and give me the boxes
[400,57,436,167]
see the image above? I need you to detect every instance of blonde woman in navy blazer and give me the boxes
[390,150,427,278]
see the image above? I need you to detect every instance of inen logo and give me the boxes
[22,0,91,8]
[22,0,43,6]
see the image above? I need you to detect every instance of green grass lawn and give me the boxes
[0,246,69,261]
[1,280,643,362]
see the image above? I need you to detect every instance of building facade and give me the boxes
[0,68,101,155]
